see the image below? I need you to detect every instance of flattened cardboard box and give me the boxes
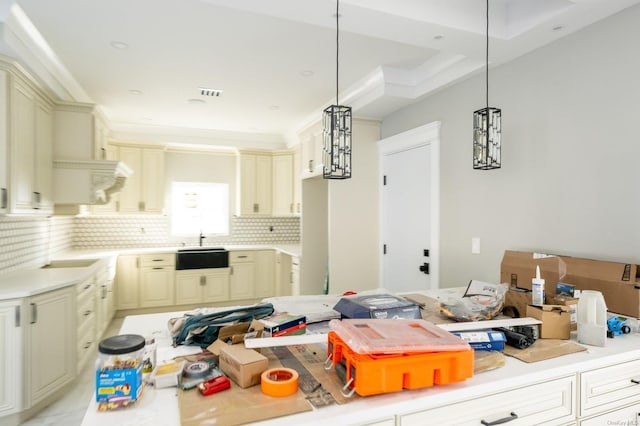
[504,288,532,319]
[526,304,570,340]
[219,343,268,388]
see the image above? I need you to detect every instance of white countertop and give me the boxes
[0,244,300,300]
[80,306,640,426]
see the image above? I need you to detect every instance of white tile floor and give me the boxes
[21,317,125,426]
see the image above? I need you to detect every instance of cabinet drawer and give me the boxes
[580,359,640,417]
[229,251,255,263]
[139,253,175,267]
[399,376,576,426]
[76,276,95,301]
[580,402,640,425]
[77,295,96,327]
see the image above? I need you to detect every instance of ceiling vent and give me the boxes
[199,87,223,97]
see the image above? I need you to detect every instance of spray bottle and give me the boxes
[532,265,545,306]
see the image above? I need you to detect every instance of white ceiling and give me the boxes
[2,0,639,149]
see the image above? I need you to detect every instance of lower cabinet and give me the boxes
[399,376,576,426]
[115,254,139,310]
[0,300,22,417]
[116,253,175,309]
[255,250,275,298]
[580,403,640,425]
[229,251,255,300]
[76,275,97,374]
[175,269,230,305]
[25,287,75,408]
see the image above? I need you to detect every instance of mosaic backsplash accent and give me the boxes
[0,216,74,274]
[72,215,300,249]
[0,214,300,274]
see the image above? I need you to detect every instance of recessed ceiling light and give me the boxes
[188,98,206,105]
[433,35,444,40]
[110,41,129,50]
[553,25,564,31]
[268,105,280,111]
[129,89,142,95]
[300,70,314,77]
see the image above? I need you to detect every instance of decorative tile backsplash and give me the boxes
[0,214,300,274]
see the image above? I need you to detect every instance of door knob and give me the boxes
[419,263,430,275]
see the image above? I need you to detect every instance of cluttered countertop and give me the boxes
[81,286,640,426]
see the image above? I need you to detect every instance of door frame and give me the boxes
[378,121,441,290]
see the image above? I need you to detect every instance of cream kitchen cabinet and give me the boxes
[0,300,21,418]
[301,130,324,179]
[271,153,295,215]
[229,251,255,300]
[276,252,292,297]
[115,254,140,310]
[96,257,117,336]
[53,102,107,162]
[175,268,230,305]
[254,250,275,298]
[76,275,97,374]
[0,70,8,214]
[116,145,165,213]
[399,375,576,426]
[292,145,301,214]
[139,253,175,308]
[9,75,53,215]
[116,253,175,310]
[237,152,272,215]
[24,287,75,408]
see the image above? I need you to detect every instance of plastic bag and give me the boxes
[439,281,507,322]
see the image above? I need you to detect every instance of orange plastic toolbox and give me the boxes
[327,329,474,397]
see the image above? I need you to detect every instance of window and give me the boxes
[171,182,229,236]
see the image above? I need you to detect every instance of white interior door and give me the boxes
[379,122,440,293]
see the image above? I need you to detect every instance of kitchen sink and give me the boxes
[41,259,99,269]
[175,247,229,270]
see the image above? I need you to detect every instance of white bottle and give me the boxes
[531,265,545,306]
[577,290,607,347]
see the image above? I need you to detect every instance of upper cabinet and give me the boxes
[115,144,165,214]
[7,70,54,215]
[53,102,104,161]
[237,151,272,215]
[301,130,324,179]
[237,150,299,216]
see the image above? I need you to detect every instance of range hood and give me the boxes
[53,159,133,205]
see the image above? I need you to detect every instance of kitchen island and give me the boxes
[80,306,640,426]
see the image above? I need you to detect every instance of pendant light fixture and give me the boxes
[322,0,352,179]
[473,0,501,170]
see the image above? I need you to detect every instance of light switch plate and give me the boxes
[471,237,481,254]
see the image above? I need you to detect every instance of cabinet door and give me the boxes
[34,98,53,213]
[115,255,140,309]
[0,71,8,214]
[399,376,576,426]
[203,270,230,302]
[272,154,293,215]
[175,272,202,305]
[10,79,36,213]
[255,251,275,298]
[230,262,255,300]
[278,253,292,297]
[254,154,272,214]
[116,146,142,213]
[139,267,175,308]
[0,300,22,416]
[239,154,272,215]
[141,148,164,213]
[26,287,75,408]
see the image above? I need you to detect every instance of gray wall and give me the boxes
[381,5,640,288]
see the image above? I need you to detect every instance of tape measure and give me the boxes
[260,368,299,397]
[183,361,211,378]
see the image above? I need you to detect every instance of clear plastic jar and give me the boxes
[97,334,145,371]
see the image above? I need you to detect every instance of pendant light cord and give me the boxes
[336,0,340,106]
[485,0,489,110]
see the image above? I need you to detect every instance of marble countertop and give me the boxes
[0,244,300,300]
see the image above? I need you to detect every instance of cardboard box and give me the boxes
[219,344,268,388]
[259,313,306,337]
[333,294,421,320]
[503,288,532,318]
[95,364,143,410]
[500,250,567,291]
[526,304,571,339]
[562,256,640,318]
[549,295,579,331]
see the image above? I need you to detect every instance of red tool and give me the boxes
[197,375,231,396]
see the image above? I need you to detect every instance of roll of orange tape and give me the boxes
[260,368,299,397]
